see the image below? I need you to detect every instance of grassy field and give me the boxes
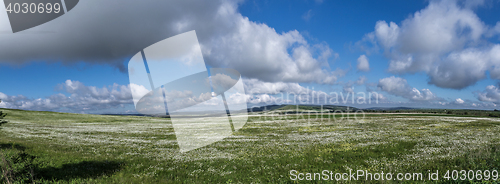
[1,108,500,183]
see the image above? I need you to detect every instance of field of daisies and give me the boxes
[1,108,499,183]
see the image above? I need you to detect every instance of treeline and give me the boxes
[363,109,500,117]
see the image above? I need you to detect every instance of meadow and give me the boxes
[1,108,500,183]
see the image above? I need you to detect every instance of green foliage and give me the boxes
[0,143,123,183]
[0,111,7,127]
[0,108,500,183]
[277,105,358,112]
[365,108,500,118]
[0,147,36,184]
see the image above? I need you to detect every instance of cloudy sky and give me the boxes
[1,0,500,114]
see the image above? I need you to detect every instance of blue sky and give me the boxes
[238,0,500,101]
[1,0,500,113]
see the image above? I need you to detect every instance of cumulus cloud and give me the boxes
[356,55,370,72]
[0,80,133,113]
[360,0,500,89]
[356,76,367,85]
[370,92,387,101]
[340,75,368,94]
[374,21,399,50]
[343,86,354,93]
[243,78,309,95]
[494,22,500,35]
[246,94,290,105]
[241,79,323,105]
[377,76,438,101]
[455,98,465,104]
[0,0,341,84]
[244,78,385,106]
[476,85,500,103]
[206,17,342,84]
[0,78,390,112]
[210,73,239,93]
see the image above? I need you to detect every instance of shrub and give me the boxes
[0,149,36,184]
[0,99,7,126]
[0,111,7,127]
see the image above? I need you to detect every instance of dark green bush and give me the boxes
[0,111,7,127]
[1,149,37,184]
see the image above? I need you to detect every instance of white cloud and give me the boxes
[0,0,342,85]
[227,92,250,105]
[477,85,500,103]
[494,22,500,35]
[247,94,286,104]
[130,83,149,105]
[377,76,438,101]
[0,80,134,113]
[244,78,386,106]
[0,92,7,101]
[455,98,465,104]
[243,78,309,95]
[205,13,342,84]
[343,86,354,93]
[356,76,367,85]
[210,73,239,93]
[427,46,500,89]
[370,93,387,101]
[340,75,368,95]
[396,1,485,55]
[374,21,399,49]
[356,55,370,72]
[462,0,487,9]
[361,0,500,89]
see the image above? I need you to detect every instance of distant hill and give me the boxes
[3,106,500,118]
[248,104,358,113]
[247,105,288,112]
[363,107,418,110]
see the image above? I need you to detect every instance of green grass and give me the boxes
[1,108,500,183]
[276,105,357,112]
[364,108,500,118]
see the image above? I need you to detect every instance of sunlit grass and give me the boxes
[0,108,499,183]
